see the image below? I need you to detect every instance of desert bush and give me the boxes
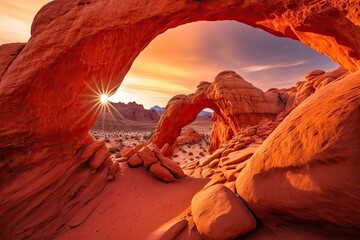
[143,133,152,140]
[108,146,120,154]
[115,153,122,158]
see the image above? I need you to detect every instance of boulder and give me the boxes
[127,154,143,168]
[191,185,257,240]
[149,163,175,183]
[137,146,157,168]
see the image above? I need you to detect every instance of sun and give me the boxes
[100,94,109,105]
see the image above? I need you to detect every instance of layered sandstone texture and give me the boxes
[172,68,356,239]
[0,0,359,239]
[236,70,360,238]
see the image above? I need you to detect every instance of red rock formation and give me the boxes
[0,43,25,78]
[151,71,284,154]
[0,0,359,239]
[176,127,203,146]
[191,185,257,240]
[182,67,350,179]
[92,101,159,130]
[152,68,349,156]
[236,71,360,237]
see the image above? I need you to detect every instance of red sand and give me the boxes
[58,166,209,240]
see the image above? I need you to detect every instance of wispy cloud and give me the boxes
[0,0,51,44]
[241,61,309,72]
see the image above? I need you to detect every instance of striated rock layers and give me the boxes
[92,101,159,130]
[0,0,359,239]
[151,71,284,154]
[236,71,360,237]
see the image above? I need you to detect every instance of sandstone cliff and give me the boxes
[92,101,159,130]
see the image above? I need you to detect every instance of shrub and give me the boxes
[108,146,120,153]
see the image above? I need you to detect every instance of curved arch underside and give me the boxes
[0,0,359,239]
[0,0,359,146]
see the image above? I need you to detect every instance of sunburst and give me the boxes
[100,94,109,105]
[78,77,131,135]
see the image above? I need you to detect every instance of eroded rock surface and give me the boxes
[236,71,360,237]
[191,184,257,240]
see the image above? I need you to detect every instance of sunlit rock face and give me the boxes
[0,0,359,239]
[151,71,284,154]
[236,71,360,237]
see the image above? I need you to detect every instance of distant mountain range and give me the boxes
[150,105,164,115]
[92,101,159,130]
[92,101,212,131]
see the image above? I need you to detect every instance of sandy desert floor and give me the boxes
[57,166,209,240]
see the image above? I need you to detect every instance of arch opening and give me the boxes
[98,19,340,159]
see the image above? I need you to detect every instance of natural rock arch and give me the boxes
[151,71,283,154]
[0,0,359,239]
[1,1,360,147]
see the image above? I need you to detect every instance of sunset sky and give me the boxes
[0,1,338,109]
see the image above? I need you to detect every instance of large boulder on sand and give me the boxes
[191,184,256,240]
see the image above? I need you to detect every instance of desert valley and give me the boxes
[0,1,359,240]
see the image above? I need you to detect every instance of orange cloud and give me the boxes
[0,1,50,44]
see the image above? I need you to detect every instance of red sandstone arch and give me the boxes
[151,71,284,154]
[0,0,359,239]
[1,0,359,148]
